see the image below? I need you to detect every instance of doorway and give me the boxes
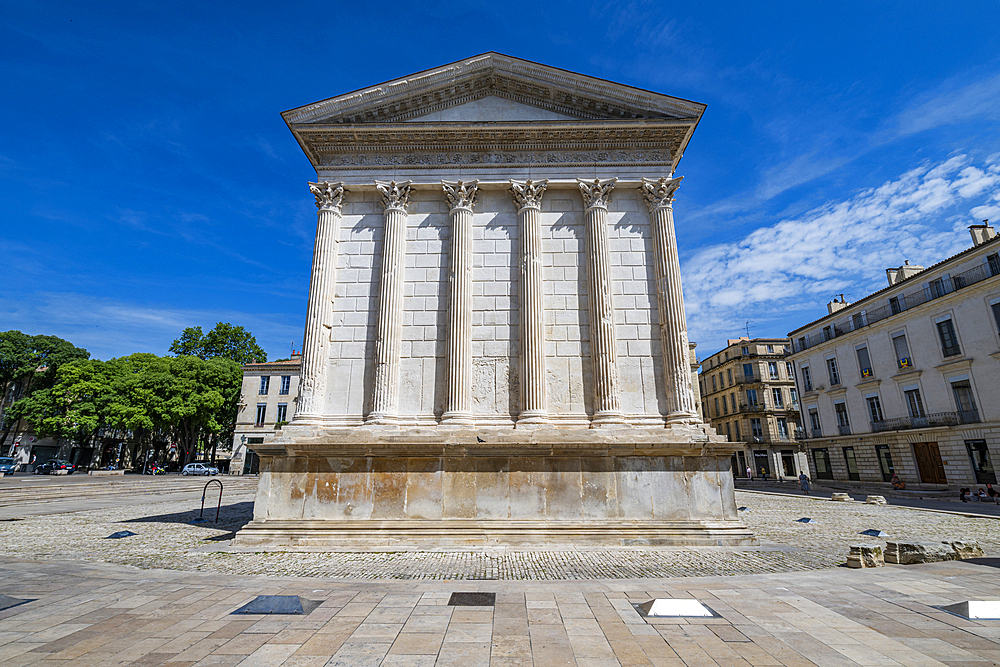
[913,442,947,484]
[842,447,860,481]
[780,450,796,477]
[753,450,771,478]
[875,445,894,482]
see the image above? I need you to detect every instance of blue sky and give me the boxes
[3,1,1000,361]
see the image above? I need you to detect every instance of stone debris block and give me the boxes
[885,541,957,564]
[847,543,884,568]
[946,541,985,559]
[830,493,853,502]
[866,495,887,505]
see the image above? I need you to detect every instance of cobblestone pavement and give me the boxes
[0,489,996,580]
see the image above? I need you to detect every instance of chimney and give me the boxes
[969,221,997,247]
[826,295,849,315]
[886,260,925,285]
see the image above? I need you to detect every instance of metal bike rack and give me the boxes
[200,479,223,522]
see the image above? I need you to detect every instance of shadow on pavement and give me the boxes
[962,558,1000,570]
[123,501,254,530]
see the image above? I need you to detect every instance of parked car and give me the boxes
[33,459,76,474]
[0,457,21,473]
[181,462,219,476]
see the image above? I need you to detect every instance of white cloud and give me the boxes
[683,155,1000,353]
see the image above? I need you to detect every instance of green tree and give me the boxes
[0,330,33,427]
[169,322,267,365]
[7,359,108,448]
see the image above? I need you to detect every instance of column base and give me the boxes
[515,411,549,427]
[364,413,399,427]
[440,412,475,426]
[592,411,627,427]
[291,414,325,426]
[666,412,702,426]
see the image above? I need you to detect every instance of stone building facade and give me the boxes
[231,356,301,475]
[789,224,1000,488]
[237,53,750,547]
[699,337,806,481]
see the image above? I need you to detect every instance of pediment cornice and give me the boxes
[282,53,706,126]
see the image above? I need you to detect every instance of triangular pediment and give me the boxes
[283,52,706,126]
[403,95,580,122]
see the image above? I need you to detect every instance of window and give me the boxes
[725,423,732,440]
[742,363,753,381]
[714,398,719,416]
[801,366,812,392]
[766,344,774,353]
[719,372,725,388]
[727,369,733,386]
[856,346,873,378]
[789,388,798,406]
[989,253,1000,277]
[852,313,865,330]
[750,418,763,439]
[808,408,821,437]
[768,361,779,380]
[785,361,793,377]
[823,326,832,341]
[279,376,291,395]
[843,447,860,481]
[904,388,925,418]
[741,346,749,355]
[951,380,978,420]
[730,393,737,413]
[776,417,788,439]
[965,439,997,484]
[711,376,717,392]
[276,403,288,424]
[929,277,947,299]
[875,444,894,482]
[746,389,758,407]
[723,396,729,415]
[771,388,784,408]
[827,358,840,386]
[797,336,806,351]
[255,404,267,427]
[936,319,961,357]
[866,395,884,424]
[734,421,741,441]
[834,402,850,435]
[812,448,834,479]
[892,333,912,368]
[259,376,270,395]
[889,296,901,315]
[992,302,1000,333]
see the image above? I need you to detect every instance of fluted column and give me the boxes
[296,181,345,424]
[510,179,548,425]
[367,180,411,424]
[441,180,478,424]
[579,178,624,425]
[642,176,698,423]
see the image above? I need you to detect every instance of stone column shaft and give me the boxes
[642,176,698,422]
[510,179,548,425]
[368,180,411,424]
[579,178,624,425]
[296,181,345,423]
[442,180,478,424]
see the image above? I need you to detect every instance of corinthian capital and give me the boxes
[578,178,617,209]
[375,180,412,211]
[309,181,346,212]
[509,179,548,210]
[442,180,479,211]
[641,176,684,212]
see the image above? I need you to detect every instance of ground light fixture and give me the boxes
[937,601,1000,620]
[636,598,720,618]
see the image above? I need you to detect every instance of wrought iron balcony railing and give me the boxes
[871,410,981,433]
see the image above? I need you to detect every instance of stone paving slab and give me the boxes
[1,557,998,666]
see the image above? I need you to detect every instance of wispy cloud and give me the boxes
[683,155,1000,352]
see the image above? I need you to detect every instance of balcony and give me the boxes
[871,410,981,433]
[810,428,823,439]
[793,261,1000,352]
[837,424,852,436]
[735,373,763,385]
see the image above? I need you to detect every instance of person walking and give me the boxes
[798,471,811,495]
[746,465,753,481]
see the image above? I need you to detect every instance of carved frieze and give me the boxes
[641,176,684,211]
[320,149,670,168]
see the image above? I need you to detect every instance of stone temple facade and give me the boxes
[235,53,753,547]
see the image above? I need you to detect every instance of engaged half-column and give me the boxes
[441,180,478,425]
[296,181,345,424]
[579,178,624,425]
[510,179,548,426]
[367,180,412,425]
[642,176,698,423]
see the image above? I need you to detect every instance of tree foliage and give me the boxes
[169,322,267,365]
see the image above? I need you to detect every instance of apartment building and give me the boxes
[699,337,806,480]
[231,355,301,475]
[788,224,1000,488]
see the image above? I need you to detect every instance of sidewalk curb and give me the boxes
[737,488,1000,520]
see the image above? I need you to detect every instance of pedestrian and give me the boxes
[760,467,768,482]
[798,471,810,495]
[987,483,998,504]
[746,465,753,481]
[891,473,905,490]
[960,487,970,503]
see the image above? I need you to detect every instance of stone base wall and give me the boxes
[235,426,754,548]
